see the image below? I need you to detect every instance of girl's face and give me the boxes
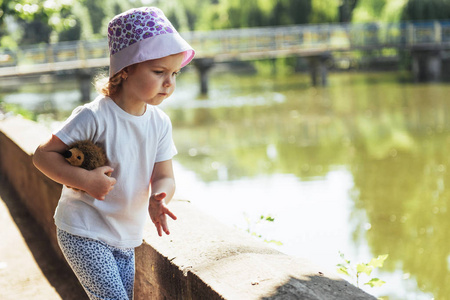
[123,53,184,108]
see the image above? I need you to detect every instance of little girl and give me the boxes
[33,7,195,300]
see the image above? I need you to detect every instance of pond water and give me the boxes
[2,70,449,299]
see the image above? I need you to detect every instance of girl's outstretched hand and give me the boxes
[149,192,177,236]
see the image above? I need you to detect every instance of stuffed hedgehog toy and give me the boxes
[63,140,111,190]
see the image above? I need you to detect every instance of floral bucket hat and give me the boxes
[107,7,195,78]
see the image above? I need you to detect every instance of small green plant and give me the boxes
[337,252,388,288]
[243,214,283,246]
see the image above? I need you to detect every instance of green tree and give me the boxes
[350,0,450,23]
[0,0,77,46]
[0,0,357,48]
[269,0,312,26]
[352,0,388,22]
[83,0,106,34]
[402,0,450,21]
[339,0,358,22]
[309,0,338,23]
[0,0,137,47]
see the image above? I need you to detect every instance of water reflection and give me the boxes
[352,139,450,298]
[1,71,449,299]
[163,72,450,299]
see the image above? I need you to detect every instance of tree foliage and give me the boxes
[160,0,314,31]
[0,0,133,47]
[401,0,450,21]
[351,0,450,23]
[2,0,450,49]
[0,0,76,45]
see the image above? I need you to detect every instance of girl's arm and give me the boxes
[148,159,177,236]
[33,134,116,200]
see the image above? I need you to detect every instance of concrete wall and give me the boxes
[0,116,62,255]
[0,116,376,300]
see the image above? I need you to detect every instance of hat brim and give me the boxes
[109,33,195,78]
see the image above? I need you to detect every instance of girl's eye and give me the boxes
[153,70,180,77]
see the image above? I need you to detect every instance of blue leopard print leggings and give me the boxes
[57,228,135,300]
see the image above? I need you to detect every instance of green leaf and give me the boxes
[264,239,283,245]
[364,278,386,288]
[339,252,350,264]
[250,232,262,238]
[369,255,389,268]
[337,266,350,276]
[356,263,373,276]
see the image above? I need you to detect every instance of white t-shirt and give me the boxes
[53,95,177,248]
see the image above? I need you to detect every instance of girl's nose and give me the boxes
[163,75,175,87]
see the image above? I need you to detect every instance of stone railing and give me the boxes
[0,115,375,299]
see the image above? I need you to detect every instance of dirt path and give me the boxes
[0,180,87,300]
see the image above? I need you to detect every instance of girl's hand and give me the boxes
[33,135,116,200]
[84,166,116,200]
[149,192,177,236]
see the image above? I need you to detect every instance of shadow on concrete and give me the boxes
[0,178,88,300]
[261,276,376,300]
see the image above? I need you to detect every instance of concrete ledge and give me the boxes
[137,201,375,299]
[0,116,375,299]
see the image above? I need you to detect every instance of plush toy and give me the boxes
[63,140,111,190]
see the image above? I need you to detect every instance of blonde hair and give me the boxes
[94,70,126,97]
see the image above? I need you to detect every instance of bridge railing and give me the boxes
[0,39,109,70]
[186,21,450,59]
[2,21,450,72]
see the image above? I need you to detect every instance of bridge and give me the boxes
[1,20,450,97]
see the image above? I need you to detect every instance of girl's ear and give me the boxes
[121,68,128,80]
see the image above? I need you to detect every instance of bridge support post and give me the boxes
[411,50,442,82]
[307,54,331,86]
[193,58,215,95]
[76,69,93,103]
